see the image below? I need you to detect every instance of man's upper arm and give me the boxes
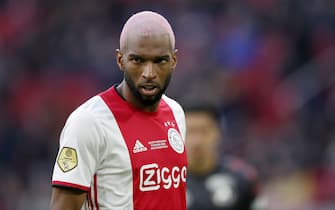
[52,108,102,190]
[51,108,103,209]
[50,186,88,210]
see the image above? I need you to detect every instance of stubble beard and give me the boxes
[124,72,172,106]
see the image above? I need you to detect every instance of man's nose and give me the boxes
[142,62,156,79]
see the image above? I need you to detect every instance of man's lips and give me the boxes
[139,84,159,96]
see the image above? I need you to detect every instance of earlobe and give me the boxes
[172,49,178,69]
[116,49,124,70]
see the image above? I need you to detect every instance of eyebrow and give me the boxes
[128,54,170,60]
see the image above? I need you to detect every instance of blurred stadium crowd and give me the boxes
[0,0,334,209]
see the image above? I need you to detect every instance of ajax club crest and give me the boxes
[168,128,184,154]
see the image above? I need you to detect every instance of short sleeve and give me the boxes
[52,108,103,191]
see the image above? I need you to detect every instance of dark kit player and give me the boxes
[185,104,259,210]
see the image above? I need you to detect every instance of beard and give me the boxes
[124,72,171,106]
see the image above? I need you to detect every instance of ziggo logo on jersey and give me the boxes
[139,163,187,191]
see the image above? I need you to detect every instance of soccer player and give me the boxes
[50,11,187,210]
[185,104,259,210]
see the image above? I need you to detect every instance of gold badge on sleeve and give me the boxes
[57,147,78,172]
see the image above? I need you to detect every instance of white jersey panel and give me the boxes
[52,96,134,209]
[52,99,102,189]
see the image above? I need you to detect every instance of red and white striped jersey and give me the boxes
[52,86,187,210]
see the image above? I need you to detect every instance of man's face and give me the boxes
[185,111,220,174]
[117,33,177,106]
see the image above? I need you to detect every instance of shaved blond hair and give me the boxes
[119,11,175,52]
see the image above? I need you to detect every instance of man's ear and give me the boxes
[172,49,178,69]
[116,49,124,71]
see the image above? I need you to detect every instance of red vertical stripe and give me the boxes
[94,174,99,210]
[88,189,94,210]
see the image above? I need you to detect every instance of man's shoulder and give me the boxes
[67,94,110,123]
[162,95,184,112]
[220,156,259,184]
[75,95,103,112]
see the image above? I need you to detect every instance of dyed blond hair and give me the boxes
[119,11,175,51]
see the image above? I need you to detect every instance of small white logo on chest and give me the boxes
[133,139,148,153]
[168,128,184,154]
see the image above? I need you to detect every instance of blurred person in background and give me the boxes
[185,104,262,210]
[50,11,187,210]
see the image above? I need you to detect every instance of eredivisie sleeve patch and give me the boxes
[57,147,78,172]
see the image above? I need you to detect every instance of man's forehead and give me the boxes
[127,32,171,47]
[121,32,173,56]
